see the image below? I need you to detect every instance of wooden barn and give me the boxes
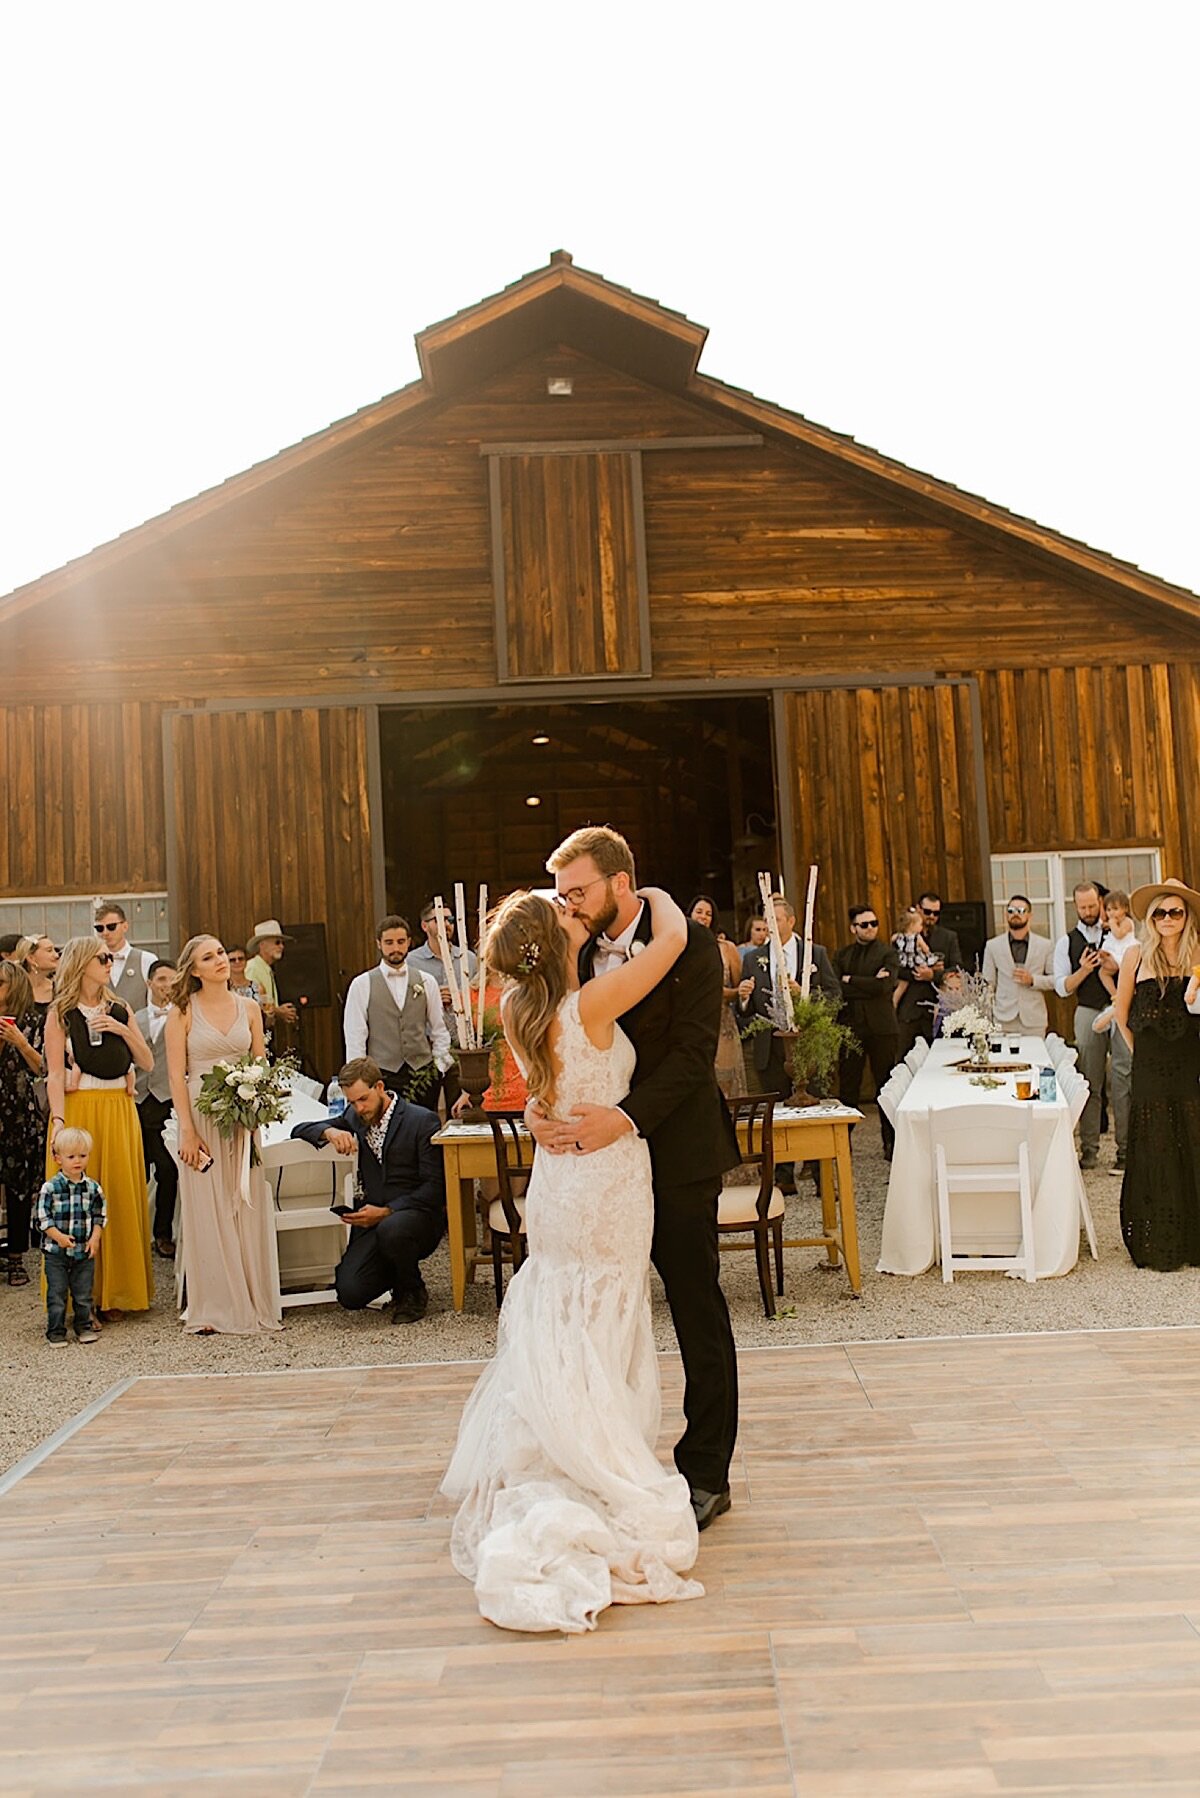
[3,249,1199,1078]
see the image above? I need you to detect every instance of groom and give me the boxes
[530,825,741,1530]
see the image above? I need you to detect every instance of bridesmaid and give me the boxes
[44,936,154,1320]
[165,935,282,1335]
[688,895,746,1100]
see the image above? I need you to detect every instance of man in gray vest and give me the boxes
[342,915,452,1105]
[134,958,179,1258]
[94,900,157,1014]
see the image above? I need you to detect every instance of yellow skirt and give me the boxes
[45,1091,153,1313]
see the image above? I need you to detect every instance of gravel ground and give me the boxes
[4,1113,1198,1475]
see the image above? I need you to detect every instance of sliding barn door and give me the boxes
[168,706,377,1075]
[784,681,987,949]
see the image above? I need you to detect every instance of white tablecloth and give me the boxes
[877,1036,1082,1278]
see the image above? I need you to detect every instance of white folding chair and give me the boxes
[1049,1039,1077,1071]
[878,1064,913,1127]
[1060,1074,1100,1260]
[931,1104,1036,1284]
[905,1041,929,1072]
[1045,1032,1064,1056]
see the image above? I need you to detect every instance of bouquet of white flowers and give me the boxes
[940,1003,991,1043]
[195,1054,294,1165]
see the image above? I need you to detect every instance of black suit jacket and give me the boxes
[832,939,901,1038]
[580,915,739,1186]
[895,923,963,1023]
[737,940,841,1073]
[291,1095,445,1221]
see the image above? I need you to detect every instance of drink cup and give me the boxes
[87,1018,103,1047]
[1015,1077,1033,1101]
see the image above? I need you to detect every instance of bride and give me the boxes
[441,883,704,1633]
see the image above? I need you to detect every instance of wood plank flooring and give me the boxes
[3,1330,1200,1795]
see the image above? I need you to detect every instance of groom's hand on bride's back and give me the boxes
[524,1098,633,1155]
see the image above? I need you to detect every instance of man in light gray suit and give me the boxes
[135,959,179,1259]
[982,895,1056,1034]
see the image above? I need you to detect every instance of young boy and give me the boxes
[36,1128,106,1345]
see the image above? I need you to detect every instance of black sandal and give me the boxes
[6,1257,29,1287]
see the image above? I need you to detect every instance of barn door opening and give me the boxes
[379,694,778,936]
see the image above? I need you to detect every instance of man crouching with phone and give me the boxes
[290,1056,445,1323]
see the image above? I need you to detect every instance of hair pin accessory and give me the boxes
[516,939,542,975]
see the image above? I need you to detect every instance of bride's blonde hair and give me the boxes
[484,891,570,1111]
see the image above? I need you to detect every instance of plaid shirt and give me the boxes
[36,1174,107,1257]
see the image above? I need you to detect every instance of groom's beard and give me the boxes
[580,891,620,939]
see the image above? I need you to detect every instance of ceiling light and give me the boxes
[531,733,550,745]
[525,795,541,807]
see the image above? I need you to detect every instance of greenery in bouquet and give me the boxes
[195,1053,295,1165]
[742,992,858,1093]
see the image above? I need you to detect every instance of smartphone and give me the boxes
[330,1203,355,1217]
[196,1150,214,1174]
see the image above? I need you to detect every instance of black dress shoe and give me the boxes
[391,1286,429,1325]
[690,1488,732,1532]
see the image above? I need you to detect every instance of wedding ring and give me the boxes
[575,1139,583,1151]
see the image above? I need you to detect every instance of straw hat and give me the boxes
[247,918,295,952]
[1128,876,1200,922]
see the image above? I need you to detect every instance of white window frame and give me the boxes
[990,849,1162,943]
[0,891,171,955]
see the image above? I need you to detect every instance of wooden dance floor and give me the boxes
[5,1329,1200,1795]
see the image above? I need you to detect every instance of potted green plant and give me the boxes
[743,992,859,1105]
[451,1002,507,1121]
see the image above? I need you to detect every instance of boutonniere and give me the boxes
[756,956,769,972]
[629,940,645,958]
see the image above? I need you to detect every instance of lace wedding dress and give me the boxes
[441,990,703,1633]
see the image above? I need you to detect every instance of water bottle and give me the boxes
[1038,1065,1057,1103]
[327,1077,346,1117]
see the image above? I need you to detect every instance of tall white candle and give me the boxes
[759,869,792,1030]
[476,884,488,1041]
[434,895,470,1049]
[799,864,818,1002]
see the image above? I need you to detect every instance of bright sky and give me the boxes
[2,2,1196,600]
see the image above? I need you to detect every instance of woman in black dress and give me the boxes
[1115,878,1200,1270]
[0,960,47,1286]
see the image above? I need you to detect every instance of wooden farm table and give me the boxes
[433,1100,864,1311]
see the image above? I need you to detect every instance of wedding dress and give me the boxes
[441,990,703,1633]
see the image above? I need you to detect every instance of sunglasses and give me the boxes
[94,921,124,934]
[1150,906,1187,921]
[920,908,940,918]
[854,918,879,928]
[94,951,115,966]
[1006,908,1030,918]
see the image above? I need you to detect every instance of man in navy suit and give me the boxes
[290,1056,445,1323]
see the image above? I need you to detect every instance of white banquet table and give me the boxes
[877,1036,1083,1279]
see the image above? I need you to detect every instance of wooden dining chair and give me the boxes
[486,1111,535,1306]
[719,1093,786,1316]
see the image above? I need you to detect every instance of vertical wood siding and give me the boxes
[0,702,166,896]
[787,682,984,948]
[494,452,646,680]
[169,706,376,1076]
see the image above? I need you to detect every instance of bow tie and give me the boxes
[596,937,630,961]
[150,1005,170,1020]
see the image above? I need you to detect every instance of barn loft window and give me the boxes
[486,447,650,683]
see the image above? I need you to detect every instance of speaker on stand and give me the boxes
[275,923,333,1082]
[940,900,989,974]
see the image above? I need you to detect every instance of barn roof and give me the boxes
[2,249,1196,627]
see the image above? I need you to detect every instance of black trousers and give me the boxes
[334,1206,445,1308]
[839,1032,899,1155]
[138,1095,178,1241]
[897,1006,934,1060]
[650,1174,738,1496]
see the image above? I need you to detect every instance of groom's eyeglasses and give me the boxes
[553,875,609,909]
